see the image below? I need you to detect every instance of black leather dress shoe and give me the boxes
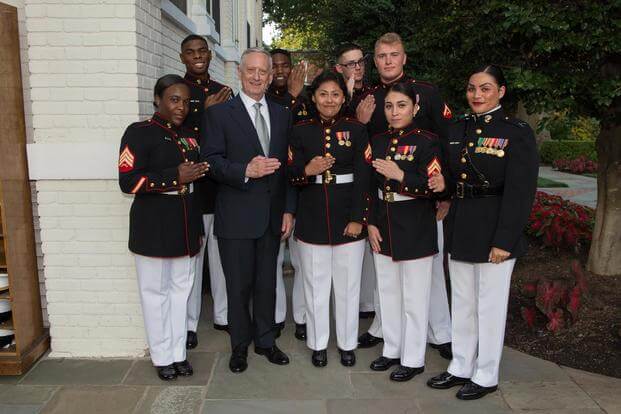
[359,311,375,319]
[338,349,356,367]
[427,371,470,389]
[456,381,498,400]
[370,356,400,371]
[312,349,327,367]
[273,322,285,338]
[213,323,229,332]
[390,365,424,382]
[229,352,248,373]
[186,331,198,349]
[173,360,193,376]
[294,323,307,341]
[255,345,290,365]
[429,342,452,360]
[156,364,177,381]
[358,332,383,348]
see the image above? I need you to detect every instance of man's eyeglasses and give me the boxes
[338,57,366,69]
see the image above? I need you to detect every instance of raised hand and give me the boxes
[245,156,281,178]
[178,161,210,184]
[304,155,335,176]
[204,87,232,110]
[356,94,376,124]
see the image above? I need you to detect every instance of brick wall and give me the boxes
[20,0,252,357]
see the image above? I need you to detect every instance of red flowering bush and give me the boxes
[552,156,598,174]
[527,191,594,252]
[520,260,588,334]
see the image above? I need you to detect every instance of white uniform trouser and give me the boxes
[298,239,364,351]
[427,220,452,345]
[447,256,516,387]
[135,254,197,366]
[374,253,433,368]
[359,243,376,312]
[275,236,305,325]
[189,214,227,329]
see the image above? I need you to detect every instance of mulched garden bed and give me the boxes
[505,240,621,378]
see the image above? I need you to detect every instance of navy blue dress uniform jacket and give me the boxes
[118,112,203,257]
[287,116,371,245]
[444,107,539,263]
[201,95,296,239]
[368,124,446,261]
[182,73,229,215]
[266,84,312,123]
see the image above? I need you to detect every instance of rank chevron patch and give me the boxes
[427,156,442,177]
[364,144,372,164]
[118,145,135,173]
[287,145,294,165]
[442,103,452,119]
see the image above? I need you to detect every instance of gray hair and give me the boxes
[240,47,272,70]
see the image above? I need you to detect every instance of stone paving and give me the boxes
[538,166,597,208]
[0,294,619,414]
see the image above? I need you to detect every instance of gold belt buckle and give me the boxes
[384,191,394,202]
[323,171,333,184]
[178,185,188,195]
[456,182,464,199]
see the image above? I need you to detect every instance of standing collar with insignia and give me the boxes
[388,121,417,138]
[151,112,181,134]
[317,113,342,127]
[378,72,411,88]
[471,105,504,124]
[267,84,288,97]
[184,72,211,87]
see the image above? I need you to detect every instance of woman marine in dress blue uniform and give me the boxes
[288,71,371,368]
[367,81,447,382]
[427,65,538,399]
[118,75,209,381]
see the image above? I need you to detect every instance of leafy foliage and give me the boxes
[553,156,598,175]
[539,140,597,163]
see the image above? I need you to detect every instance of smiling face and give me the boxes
[466,72,506,114]
[180,39,211,77]
[374,41,407,84]
[238,51,272,101]
[154,83,190,126]
[384,90,419,129]
[271,52,292,89]
[312,80,346,120]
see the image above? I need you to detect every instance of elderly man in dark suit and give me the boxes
[201,48,295,373]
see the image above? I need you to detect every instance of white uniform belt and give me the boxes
[314,173,354,184]
[378,188,414,202]
[161,182,194,195]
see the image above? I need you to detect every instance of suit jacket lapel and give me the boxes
[267,100,280,157]
[229,95,264,155]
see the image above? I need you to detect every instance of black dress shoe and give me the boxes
[311,350,327,367]
[427,371,470,389]
[186,331,198,349]
[389,365,424,382]
[456,381,498,400]
[429,342,452,360]
[358,332,383,348]
[273,322,285,338]
[156,364,177,381]
[338,349,356,367]
[359,311,376,319]
[254,345,290,365]
[173,360,194,376]
[213,323,229,332]
[369,356,400,371]
[229,352,248,373]
[294,323,307,341]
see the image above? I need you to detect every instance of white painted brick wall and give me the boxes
[19,0,258,358]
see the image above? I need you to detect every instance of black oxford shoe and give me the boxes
[156,364,177,381]
[339,349,356,367]
[213,323,229,332]
[273,322,285,339]
[186,331,198,349]
[370,356,400,371]
[358,332,383,348]
[456,381,498,400]
[255,345,290,365]
[173,360,193,376]
[294,323,307,341]
[427,371,470,389]
[229,352,248,373]
[312,349,327,367]
[429,342,452,360]
[390,365,424,382]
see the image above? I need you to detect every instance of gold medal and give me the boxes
[395,154,402,160]
[497,150,505,158]
[386,156,392,160]
[338,140,345,146]
[407,155,414,161]
[345,141,352,147]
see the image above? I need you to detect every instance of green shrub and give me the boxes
[538,112,599,141]
[539,140,597,163]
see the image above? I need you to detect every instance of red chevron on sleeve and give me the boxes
[427,156,441,177]
[287,146,294,165]
[118,145,135,173]
[364,144,372,164]
[442,103,452,119]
